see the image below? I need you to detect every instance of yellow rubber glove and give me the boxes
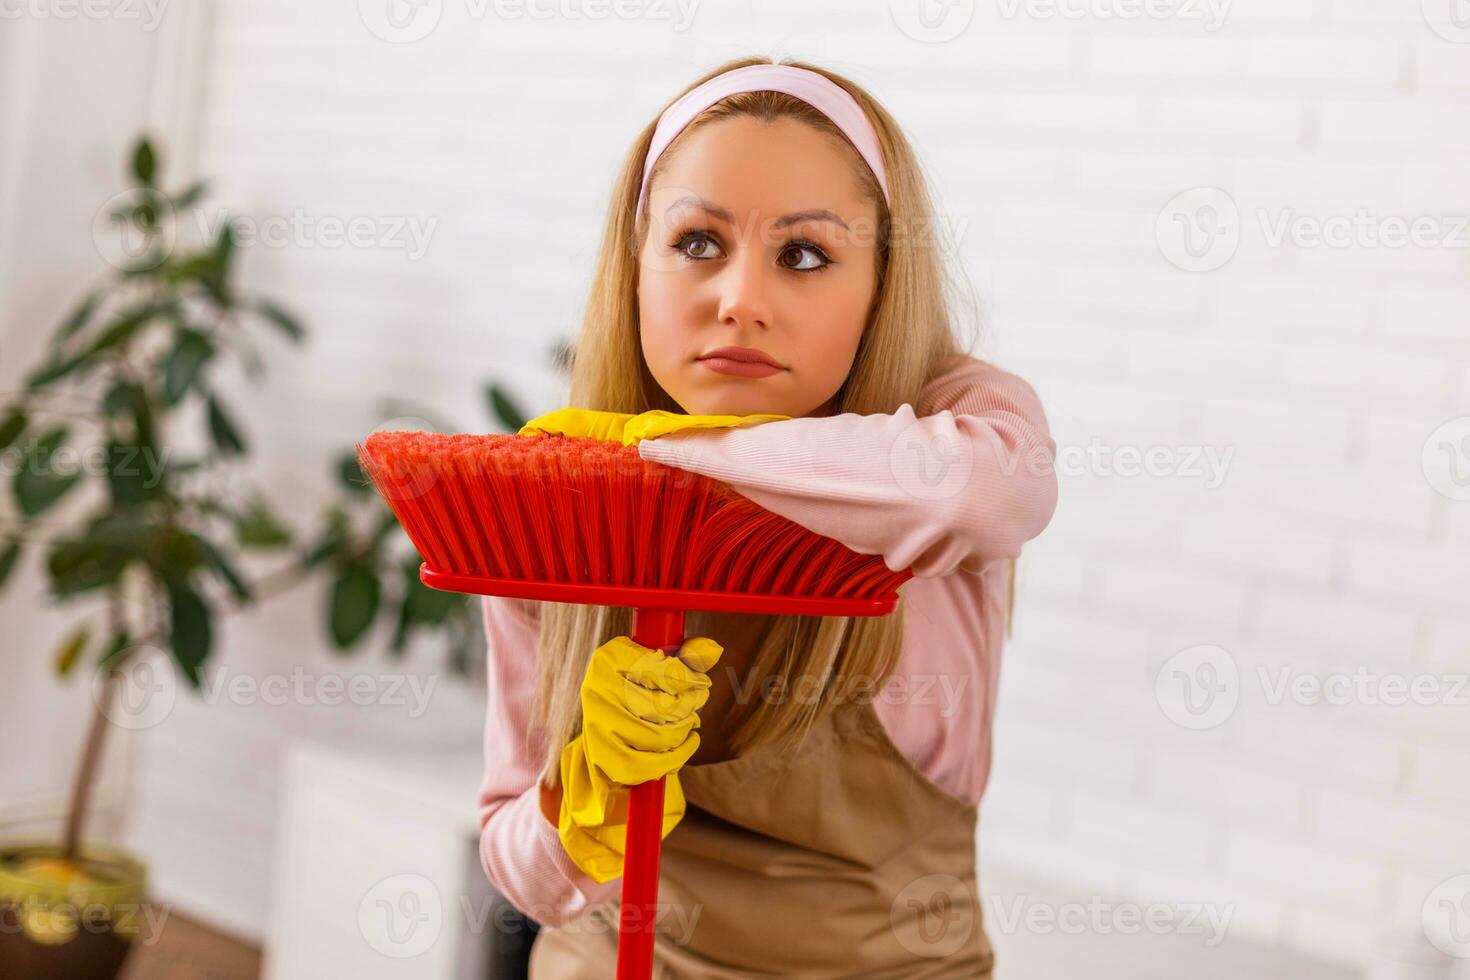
[557,634,724,883]
[519,407,790,446]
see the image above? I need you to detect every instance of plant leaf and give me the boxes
[402,557,457,626]
[196,535,252,603]
[171,180,208,209]
[164,253,220,286]
[164,329,215,404]
[235,498,293,549]
[132,137,157,186]
[484,384,527,432]
[155,526,206,581]
[251,299,305,343]
[55,290,102,347]
[329,563,380,648]
[48,541,127,597]
[15,427,83,518]
[390,597,414,653]
[0,410,26,450]
[105,442,163,507]
[337,452,372,495]
[370,509,400,548]
[206,395,246,455]
[24,351,90,390]
[45,516,146,597]
[82,299,175,363]
[101,381,156,454]
[300,508,347,570]
[54,623,92,678]
[166,578,210,688]
[0,541,20,589]
[391,555,459,653]
[204,223,235,305]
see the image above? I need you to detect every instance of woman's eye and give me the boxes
[673,232,723,261]
[779,242,830,272]
[669,232,830,273]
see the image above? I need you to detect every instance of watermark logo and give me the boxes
[358,0,700,42]
[92,189,177,270]
[1259,666,1469,709]
[1257,208,1469,251]
[1160,188,1468,272]
[891,873,977,958]
[1422,0,1470,43]
[1157,187,1240,273]
[1422,874,1470,958]
[1055,440,1233,489]
[193,209,439,261]
[722,665,972,718]
[889,416,977,503]
[359,416,442,503]
[1158,644,1470,730]
[889,0,975,43]
[359,873,443,957]
[1155,644,1239,730]
[1423,417,1470,502]
[0,898,172,946]
[198,665,440,717]
[993,0,1230,29]
[95,645,178,731]
[358,0,443,42]
[988,894,1233,945]
[885,432,1235,504]
[0,0,170,29]
[0,439,169,490]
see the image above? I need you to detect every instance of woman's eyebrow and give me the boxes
[773,208,849,231]
[666,195,850,230]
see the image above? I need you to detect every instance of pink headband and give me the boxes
[635,64,891,225]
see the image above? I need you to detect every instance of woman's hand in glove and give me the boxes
[519,407,789,446]
[556,634,723,883]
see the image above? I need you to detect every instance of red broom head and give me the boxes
[355,430,912,610]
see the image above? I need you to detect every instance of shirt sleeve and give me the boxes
[476,594,621,927]
[635,357,1058,579]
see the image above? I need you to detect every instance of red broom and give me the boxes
[356,428,912,980]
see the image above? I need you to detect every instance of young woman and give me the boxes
[477,56,1058,978]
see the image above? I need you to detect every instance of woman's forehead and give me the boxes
[650,115,876,222]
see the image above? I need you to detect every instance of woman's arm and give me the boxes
[477,595,620,927]
[636,357,1059,579]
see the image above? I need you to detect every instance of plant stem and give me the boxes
[60,591,128,863]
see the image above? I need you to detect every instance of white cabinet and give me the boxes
[262,742,524,980]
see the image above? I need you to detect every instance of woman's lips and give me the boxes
[697,357,785,378]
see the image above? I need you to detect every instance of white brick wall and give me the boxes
[181,0,1468,971]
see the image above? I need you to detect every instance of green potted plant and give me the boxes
[0,135,309,979]
[0,131,566,978]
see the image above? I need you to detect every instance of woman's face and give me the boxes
[637,115,881,418]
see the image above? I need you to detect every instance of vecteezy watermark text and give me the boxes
[356,0,701,43]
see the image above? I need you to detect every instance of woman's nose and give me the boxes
[713,248,773,332]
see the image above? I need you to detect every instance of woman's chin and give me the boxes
[677,398,780,417]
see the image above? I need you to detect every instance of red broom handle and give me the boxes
[618,607,686,980]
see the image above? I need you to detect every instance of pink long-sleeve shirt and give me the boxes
[476,356,1058,927]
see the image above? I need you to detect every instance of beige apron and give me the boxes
[529,696,995,978]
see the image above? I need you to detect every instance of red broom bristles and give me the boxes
[355,430,912,601]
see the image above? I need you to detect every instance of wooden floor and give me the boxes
[120,907,260,980]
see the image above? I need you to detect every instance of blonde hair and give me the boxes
[532,55,1010,785]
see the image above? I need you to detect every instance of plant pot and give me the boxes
[0,839,148,980]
